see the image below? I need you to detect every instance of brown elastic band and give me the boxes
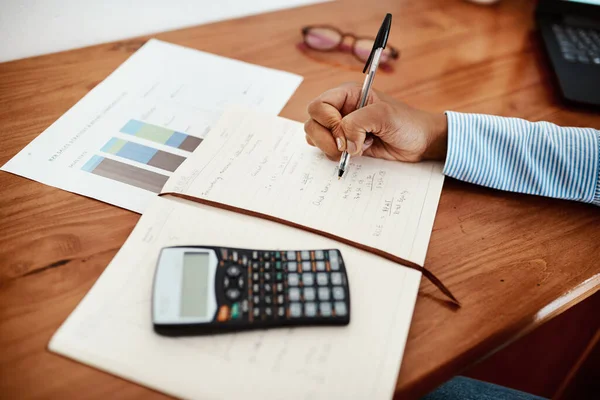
[160,192,460,306]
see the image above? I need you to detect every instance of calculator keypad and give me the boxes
[216,247,349,326]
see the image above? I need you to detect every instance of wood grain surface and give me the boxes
[1,0,599,398]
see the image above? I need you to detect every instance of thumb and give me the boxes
[340,103,390,155]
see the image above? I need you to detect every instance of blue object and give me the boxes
[422,376,548,400]
[443,112,600,206]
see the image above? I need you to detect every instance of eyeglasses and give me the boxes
[301,25,400,65]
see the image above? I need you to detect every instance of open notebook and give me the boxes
[161,107,454,302]
[49,107,449,399]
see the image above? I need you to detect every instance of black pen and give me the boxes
[338,13,392,179]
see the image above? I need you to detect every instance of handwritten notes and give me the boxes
[163,107,445,266]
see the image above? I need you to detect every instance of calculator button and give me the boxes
[275,252,281,260]
[333,287,345,300]
[252,272,259,281]
[303,287,315,301]
[320,302,332,317]
[264,283,272,293]
[288,273,299,286]
[231,303,240,319]
[287,262,297,272]
[241,300,249,313]
[318,287,330,301]
[289,288,300,302]
[276,283,284,293]
[226,265,241,277]
[223,276,230,288]
[252,251,258,260]
[316,273,328,286]
[305,302,317,317]
[290,303,302,317]
[302,272,314,286]
[302,261,311,272]
[328,250,339,261]
[226,288,241,301]
[264,272,272,281]
[253,307,260,318]
[264,261,272,270]
[252,262,260,271]
[316,261,326,271]
[331,272,343,286]
[238,276,245,288]
[242,255,248,265]
[232,251,238,262]
[277,294,285,305]
[263,252,270,259]
[286,251,296,260]
[253,295,260,305]
[277,306,286,318]
[221,249,229,259]
[265,307,273,318]
[275,272,283,282]
[217,306,229,322]
[252,283,259,293]
[275,261,282,270]
[329,258,340,271]
[301,250,310,260]
[334,302,347,317]
[264,296,273,305]
[315,250,325,260]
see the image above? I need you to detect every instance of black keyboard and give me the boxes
[552,24,600,65]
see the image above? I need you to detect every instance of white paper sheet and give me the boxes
[1,39,302,213]
[163,108,445,266]
[49,195,422,400]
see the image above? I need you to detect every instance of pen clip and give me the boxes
[362,13,392,74]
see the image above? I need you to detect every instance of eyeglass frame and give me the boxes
[301,25,400,63]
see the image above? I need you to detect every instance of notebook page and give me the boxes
[49,195,421,400]
[163,107,444,266]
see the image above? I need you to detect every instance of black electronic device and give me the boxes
[536,0,600,106]
[152,246,350,336]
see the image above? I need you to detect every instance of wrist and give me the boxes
[423,112,448,160]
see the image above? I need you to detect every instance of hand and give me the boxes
[304,82,448,162]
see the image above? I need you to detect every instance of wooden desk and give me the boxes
[1,0,599,398]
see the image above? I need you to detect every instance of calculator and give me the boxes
[152,246,350,336]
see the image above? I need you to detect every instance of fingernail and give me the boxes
[362,137,374,151]
[347,141,358,154]
[336,137,344,151]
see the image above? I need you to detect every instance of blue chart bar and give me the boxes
[101,138,185,172]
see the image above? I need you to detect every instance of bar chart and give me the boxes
[120,119,203,152]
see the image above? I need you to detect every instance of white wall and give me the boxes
[0,0,328,62]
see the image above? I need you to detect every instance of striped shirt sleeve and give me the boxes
[443,111,600,206]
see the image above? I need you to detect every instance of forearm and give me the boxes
[443,112,600,205]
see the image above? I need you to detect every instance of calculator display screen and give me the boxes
[180,253,211,317]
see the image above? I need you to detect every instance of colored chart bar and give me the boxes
[120,119,202,152]
[82,155,169,193]
[101,138,185,172]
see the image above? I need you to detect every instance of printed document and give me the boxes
[1,39,302,212]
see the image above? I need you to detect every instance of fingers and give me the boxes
[340,102,391,155]
[304,119,340,160]
[307,83,366,152]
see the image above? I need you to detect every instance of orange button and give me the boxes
[217,305,229,322]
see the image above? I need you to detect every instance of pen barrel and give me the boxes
[356,48,383,110]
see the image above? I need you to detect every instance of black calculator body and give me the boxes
[152,246,350,336]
